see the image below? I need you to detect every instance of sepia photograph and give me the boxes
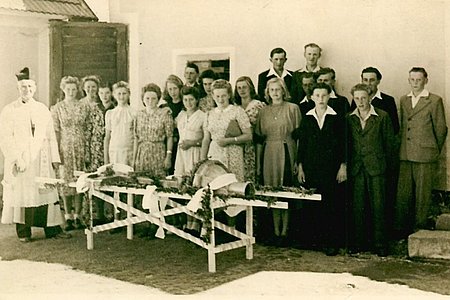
[0,0,449,299]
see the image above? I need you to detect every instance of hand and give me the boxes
[216,138,230,147]
[164,156,172,170]
[52,162,61,171]
[297,168,306,184]
[179,140,193,150]
[336,164,347,183]
[15,158,27,173]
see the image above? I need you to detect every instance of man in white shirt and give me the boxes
[257,47,293,102]
[291,43,323,103]
[394,67,447,239]
[0,68,70,242]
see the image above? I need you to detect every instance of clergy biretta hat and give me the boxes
[16,67,30,81]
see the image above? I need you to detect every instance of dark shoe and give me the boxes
[93,218,108,226]
[374,246,388,257]
[19,237,32,243]
[324,247,339,256]
[278,235,290,247]
[65,219,75,231]
[74,218,86,230]
[50,232,72,239]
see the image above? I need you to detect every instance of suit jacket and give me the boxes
[298,98,315,116]
[328,94,350,117]
[257,69,294,102]
[350,92,400,134]
[399,92,447,163]
[347,108,396,177]
[297,113,346,188]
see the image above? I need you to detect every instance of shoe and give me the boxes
[19,237,32,243]
[374,246,388,257]
[65,219,75,231]
[50,232,72,239]
[74,218,86,230]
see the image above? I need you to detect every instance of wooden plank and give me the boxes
[115,24,128,82]
[63,36,117,46]
[255,190,321,201]
[64,60,116,70]
[49,20,64,106]
[62,26,117,38]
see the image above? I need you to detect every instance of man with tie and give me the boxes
[297,72,316,115]
[184,62,200,89]
[0,68,70,242]
[394,67,447,239]
[257,47,293,102]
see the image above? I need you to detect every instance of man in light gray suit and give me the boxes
[394,67,447,239]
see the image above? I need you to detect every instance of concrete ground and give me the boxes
[0,259,449,300]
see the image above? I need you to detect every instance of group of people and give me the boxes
[0,43,447,258]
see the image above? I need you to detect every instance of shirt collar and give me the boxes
[329,90,337,99]
[306,105,337,117]
[297,65,321,73]
[267,67,291,78]
[350,104,378,117]
[407,89,429,98]
[300,96,310,104]
[372,90,382,101]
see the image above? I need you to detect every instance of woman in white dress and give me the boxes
[104,81,135,166]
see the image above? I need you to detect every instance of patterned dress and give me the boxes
[51,100,91,196]
[174,109,205,177]
[80,97,105,171]
[105,105,135,166]
[204,105,251,181]
[255,102,301,187]
[241,100,266,182]
[134,108,174,177]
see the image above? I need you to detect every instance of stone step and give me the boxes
[436,214,450,231]
[408,230,450,259]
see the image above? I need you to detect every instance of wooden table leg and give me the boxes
[127,193,133,240]
[208,209,216,273]
[246,206,253,260]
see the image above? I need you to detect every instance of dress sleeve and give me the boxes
[105,110,112,132]
[50,104,60,133]
[164,110,174,138]
[235,106,251,131]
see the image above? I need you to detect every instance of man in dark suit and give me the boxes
[257,47,293,102]
[184,62,200,89]
[297,72,316,115]
[316,67,350,117]
[291,43,323,103]
[394,67,447,239]
[347,84,395,256]
[360,67,399,134]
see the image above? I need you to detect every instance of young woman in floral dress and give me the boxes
[133,83,174,176]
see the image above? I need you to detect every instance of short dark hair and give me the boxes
[311,82,332,94]
[142,83,162,100]
[181,86,200,100]
[185,62,199,74]
[361,67,382,80]
[316,67,336,80]
[99,81,112,90]
[351,83,372,96]
[270,47,287,58]
[409,67,428,78]
[302,72,315,80]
